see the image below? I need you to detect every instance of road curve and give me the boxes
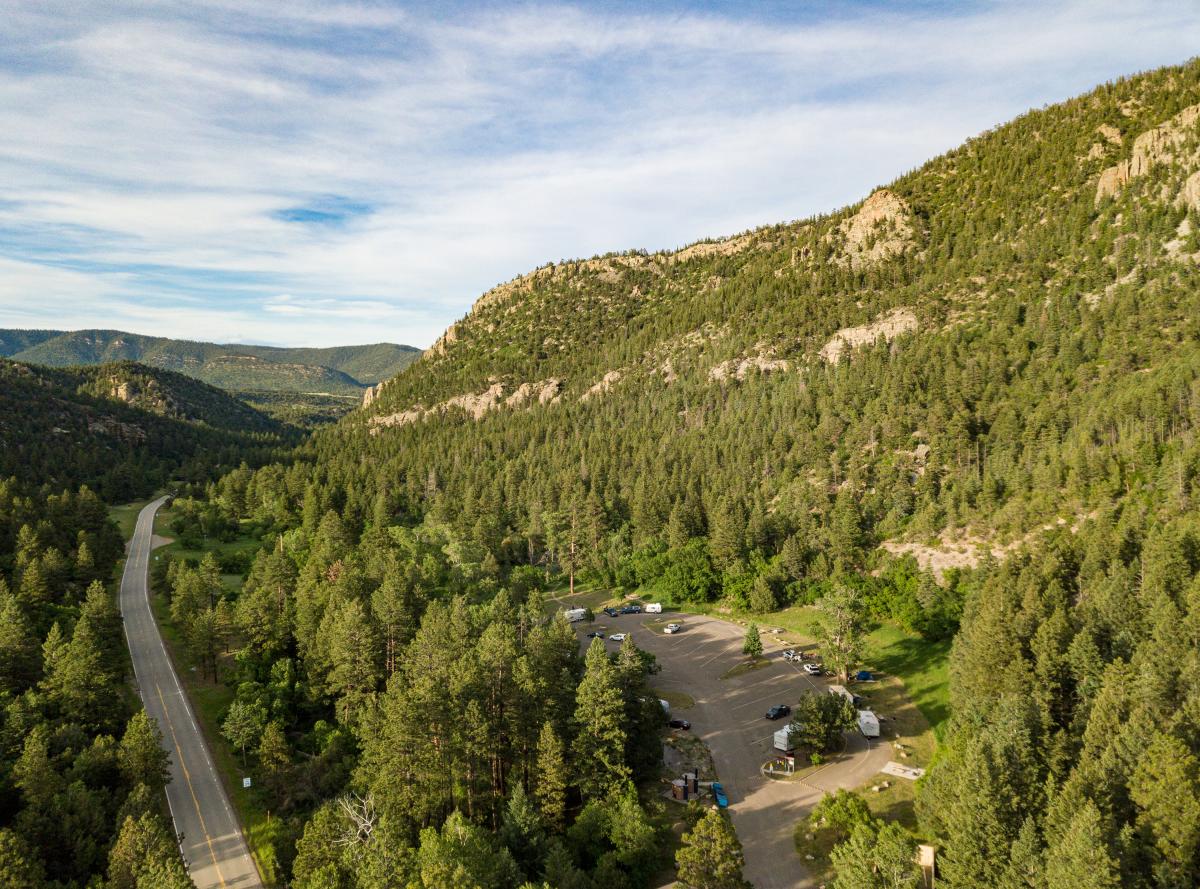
[119,497,262,889]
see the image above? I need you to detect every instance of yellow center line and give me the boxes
[157,683,228,889]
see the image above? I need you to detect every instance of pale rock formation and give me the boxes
[831,189,916,269]
[819,308,918,364]
[1096,103,1200,202]
[582,370,622,401]
[709,348,791,382]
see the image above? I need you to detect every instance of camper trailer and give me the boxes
[563,607,588,623]
[773,723,797,752]
[857,710,880,739]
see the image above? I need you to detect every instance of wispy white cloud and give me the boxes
[1,1,1198,347]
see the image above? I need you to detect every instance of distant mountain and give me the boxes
[74,360,282,434]
[0,328,59,356]
[0,329,421,396]
[0,358,290,498]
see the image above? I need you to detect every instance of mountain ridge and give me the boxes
[0,328,421,395]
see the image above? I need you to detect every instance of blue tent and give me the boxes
[854,670,873,681]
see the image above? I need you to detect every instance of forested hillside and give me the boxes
[1,328,421,395]
[0,481,189,887]
[0,359,292,500]
[134,60,1200,886]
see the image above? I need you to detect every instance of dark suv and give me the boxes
[765,705,791,720]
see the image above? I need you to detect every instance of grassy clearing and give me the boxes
[109,498,154,542]
[750,605,950,740]
[793,670,938,880]
[720,658,772,680]
[153,505,264,595]
[852,671,935,834]
[655,690,696,710]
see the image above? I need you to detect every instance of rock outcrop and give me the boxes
[819,308,918,364]
[362,380,387,407]
[709,348,791,382]
[831,189,916,269]
[1096,102,1200,202]
[581,370,622,402]
[370,378,561,430]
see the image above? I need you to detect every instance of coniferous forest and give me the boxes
[6,56,1200,889]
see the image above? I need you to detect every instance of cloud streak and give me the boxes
[1,1,1199,347]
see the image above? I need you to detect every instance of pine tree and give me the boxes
[41,610,121,731]
[323,597,382,726]
[830,823,921,889]
[1130,732,1200,887]
[119,710,171,794]
[708,499,746,570]
[417,810,520,889]
[107,813,193,889]
[675,808,751,889]
[742,623,762,658]
[814,586,863,681]
[572,637,630,799]
[1044,801,1119,889]
[0,583,39,695]
[223,699,267,764]
[534,721,568,833]
[257,720,292,803]
[0,827,46,889]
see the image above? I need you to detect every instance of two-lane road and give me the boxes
[119,498,262,889]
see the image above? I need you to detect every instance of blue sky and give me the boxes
[2,1,1199,348]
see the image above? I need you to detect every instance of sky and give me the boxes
[2,1,1199,349]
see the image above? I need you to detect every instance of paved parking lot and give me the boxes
[580,611,891,889]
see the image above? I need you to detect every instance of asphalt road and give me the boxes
[583,612,891,889]
[119,497,262,889]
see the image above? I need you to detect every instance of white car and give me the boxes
[664,623,682,634]
[803,662,822,676]
[609,633,627,642]
[781,649,797,661]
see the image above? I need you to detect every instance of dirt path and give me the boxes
[581,612,891,889]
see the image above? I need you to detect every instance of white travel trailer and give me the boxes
[563,607,588,623]
[857,710,880,739]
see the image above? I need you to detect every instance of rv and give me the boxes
[563,607,588,623]
[857,710,880,739]
[828,685,854,704]
[645,602,663,613]
[773,723,797,752]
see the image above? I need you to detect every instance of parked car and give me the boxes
[602,607,619,617]
[711,782,728,808]
[621,604,642,614]
[781,649,797,661]
[668,718,691,730]
[664,623,682,634]
[586,631,605,639]
[609,633,627,642]
[765,704,791,720]
[803,663,822,676]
